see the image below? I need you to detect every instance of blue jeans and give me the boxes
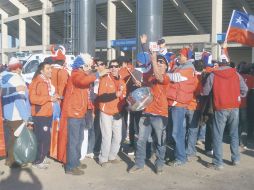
[198,124,206,141]
[135,114,167,168]
[212,109,240,166]
[85,110,95,154]
[186,110,201,156]
[65,116,86,171]
[239,108,248,146]
[171,106,187,163]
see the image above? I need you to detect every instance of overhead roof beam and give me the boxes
[96,12,123,38]
[233,0,253,15]
[9,0,28,13]
[169,0,206,34]
[4,3,64,23]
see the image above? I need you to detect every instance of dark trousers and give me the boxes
[33,116,52,164]
[4,120,23,166]
[205,115,213,152]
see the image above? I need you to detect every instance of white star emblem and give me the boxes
[236,16,243,24]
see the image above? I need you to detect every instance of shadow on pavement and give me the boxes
[0,168,42,190]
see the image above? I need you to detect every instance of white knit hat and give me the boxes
[8,57,22,70]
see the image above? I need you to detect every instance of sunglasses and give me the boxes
[109,65,119,68]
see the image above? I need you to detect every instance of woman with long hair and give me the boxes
[29,62,60,169]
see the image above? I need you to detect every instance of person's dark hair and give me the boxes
[230,61,236,68]
[193,60,204,72]
[157,55,168,71]
[109,59,119,67]
[238,61,251,74]
[117,56,130,67]
[33,62,50,80]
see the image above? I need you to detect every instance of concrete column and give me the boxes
[42,1,50,53]
[252,48,254,63]
[136,0,163,52]
[19,18,26,50]
[1,13,8,64]
[107,0,116,60]
[80,0,96,56]
[211,0,222,60]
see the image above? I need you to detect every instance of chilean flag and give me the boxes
[226,10,254,46]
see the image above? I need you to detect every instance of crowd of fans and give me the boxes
[0,35,253,176]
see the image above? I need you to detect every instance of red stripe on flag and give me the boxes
[227,27,254,47]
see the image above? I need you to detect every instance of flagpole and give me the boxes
[224,10,236,43]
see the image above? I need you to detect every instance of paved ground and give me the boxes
[0,142,254,190]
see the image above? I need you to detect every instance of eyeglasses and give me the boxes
[109,65,119,68]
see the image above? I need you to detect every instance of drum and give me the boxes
[127,87,153,111]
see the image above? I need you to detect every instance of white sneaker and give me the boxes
[206,150,213,156]
[42,158,50,165]
[86,153,94,159]
[32,163,48,169]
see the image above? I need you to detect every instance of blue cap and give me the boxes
[71,56,85,69]
[136,52,151,65]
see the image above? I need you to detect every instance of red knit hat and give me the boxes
[51,45,66,61]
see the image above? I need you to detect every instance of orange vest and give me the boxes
[167,64,196,107]
[213,68,240,110]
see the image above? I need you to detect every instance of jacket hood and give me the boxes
[213,67,237,79]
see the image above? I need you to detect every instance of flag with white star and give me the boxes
[226,10,254,46]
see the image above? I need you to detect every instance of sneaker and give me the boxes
[206,150,213,156]
[196,140,203,146]
[155,166,163,175]
[187,155,198,162]
[77,163,87,170]
[32,163,48,169]
[108,159,121,164]
[42,158,50,165]
[232,161,240,166]
[166,160,185,167]
[65,167,84,175]
[86,153,94,159]
[206,163,224,171]
[128,165,144,173]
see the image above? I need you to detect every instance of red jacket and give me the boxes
[213,68,240,110]
[167,63,196,108]
[51,67,69,97]
[240,74,254,108]
[62,69,96,118]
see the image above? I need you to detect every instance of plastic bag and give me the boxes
[13,122,37,164]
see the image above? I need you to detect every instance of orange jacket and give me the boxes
[29,76,53,117]
[98,74,126,115]
[119,64,134,82]
[144,75,170,117]
[51,67,69,97]
[188,74,202,111]
[240,74,254,108]
[62,69,96,118]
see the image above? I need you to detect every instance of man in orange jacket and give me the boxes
[62,55,108,175]
[97,60,126,167]
[129,53,170,175]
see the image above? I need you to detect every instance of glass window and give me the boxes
[22,60,40,74]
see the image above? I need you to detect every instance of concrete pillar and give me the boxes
[252,48,254,63]
[19,18,26,50]
[42,1,50,54]
[107,0,116,60]
[1,13,8,64]
[136,0,163,52]
[211,0,222,60]
[11,36,16,48]
[80,0,96,56]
